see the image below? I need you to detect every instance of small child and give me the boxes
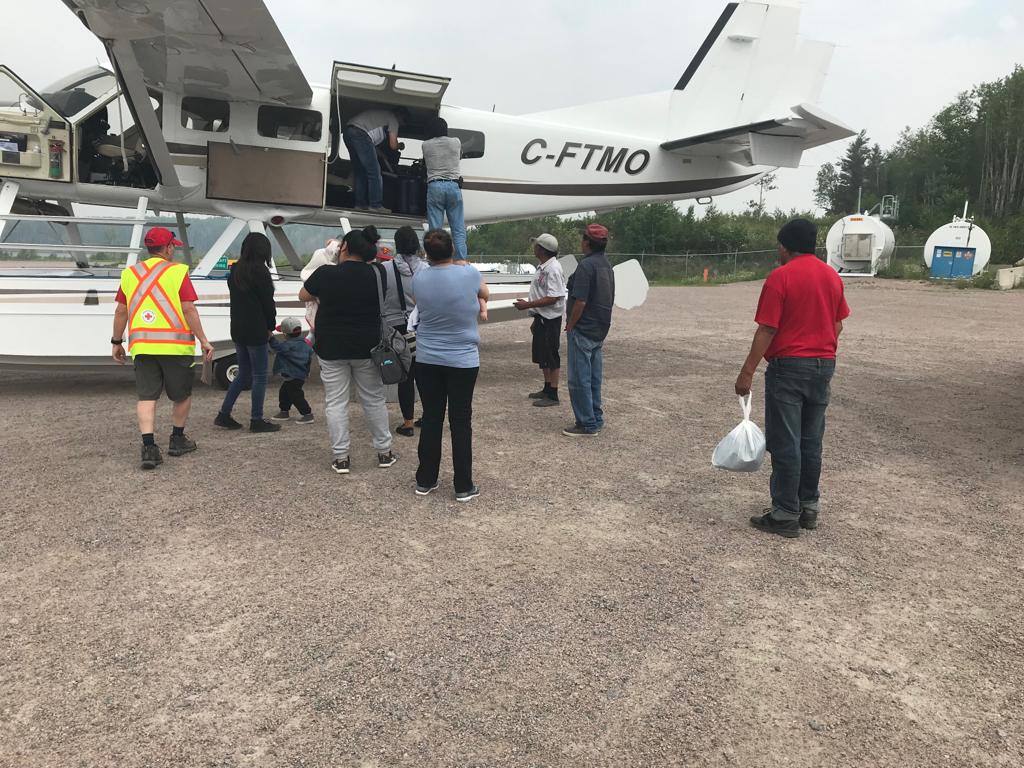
[269,317,315,423]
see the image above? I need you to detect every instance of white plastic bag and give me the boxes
[712,395,766,472]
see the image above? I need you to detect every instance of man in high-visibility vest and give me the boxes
[111,227,214,470]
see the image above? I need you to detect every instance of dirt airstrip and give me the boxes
[1,281,1022,767]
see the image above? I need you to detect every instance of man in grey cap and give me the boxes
[514,233,567,406]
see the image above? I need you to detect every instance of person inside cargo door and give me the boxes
[421,117,467,261]
[343,107,408,214]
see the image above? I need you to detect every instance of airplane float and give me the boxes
[0,0,853,384]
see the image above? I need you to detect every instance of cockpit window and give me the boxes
[41,67,117,119]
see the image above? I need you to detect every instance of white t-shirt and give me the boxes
[347,109,398,147]
[528,257,567,319]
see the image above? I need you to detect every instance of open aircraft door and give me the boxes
[0,67,72,184]
[331,63,450,125]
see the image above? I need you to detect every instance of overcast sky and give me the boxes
[9,0,1023,215]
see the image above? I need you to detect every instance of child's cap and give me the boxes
[279,317,303,335]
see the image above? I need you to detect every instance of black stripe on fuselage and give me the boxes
[461,174,759,197]
[675,2,739,91]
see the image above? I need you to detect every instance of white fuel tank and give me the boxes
[825,214,896,276]
[923,219,991,278]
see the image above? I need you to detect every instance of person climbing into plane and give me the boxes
[343,107,409,214]
[111,227,214,470]
[421,116,467,261]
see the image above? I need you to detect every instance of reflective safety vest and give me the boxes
[120,257,196,357]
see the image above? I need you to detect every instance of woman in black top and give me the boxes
[214,232,280,433]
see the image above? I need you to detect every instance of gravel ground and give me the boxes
[1,280,1022,768]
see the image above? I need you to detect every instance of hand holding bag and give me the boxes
[712,394,766,472]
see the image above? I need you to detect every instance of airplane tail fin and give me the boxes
[524,2,853,167]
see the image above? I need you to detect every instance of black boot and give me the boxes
[749,511,800,539]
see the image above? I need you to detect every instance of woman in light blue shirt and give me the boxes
[412,229,489,501]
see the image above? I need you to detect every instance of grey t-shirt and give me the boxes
[347,109,398,146]
[422,136,462,181]
[379,259,412,328]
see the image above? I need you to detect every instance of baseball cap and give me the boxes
[584,223,609,241]
[144,227,183,248]
[279,317,303,335]
[530,233,559,254]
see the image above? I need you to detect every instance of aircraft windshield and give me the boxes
[0,72,45,113]
[41,68,117,119]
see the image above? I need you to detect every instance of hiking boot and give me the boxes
[533,396,559,407]
[377,451,398,468]
[528,388,550,399]
[250,419,282,433]
[799,510,818,530]
[294,413,315,424]
[168,433,197,457]
[562,425,598,437]
[455,485,481,502]
[415,482,439,496]
[270,410,291,422]
[749,511,800,539]
[214,412,243,430]
[140,444,163,470]
[332,457,350,474]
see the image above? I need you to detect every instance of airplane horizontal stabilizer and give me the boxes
[660,105,855,168]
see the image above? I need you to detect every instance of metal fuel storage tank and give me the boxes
[923,218,991,279]
[825,214,896,276]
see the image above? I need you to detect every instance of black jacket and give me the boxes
[228,264,276,346]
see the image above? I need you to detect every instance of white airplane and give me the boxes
[0,0,852,381]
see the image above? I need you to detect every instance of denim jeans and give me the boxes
[220,342,269,421]
[415,362,478,493]
[342,126,382,209]
[567,330,604,433]
[319,357,392,459]
[764,357,836,521]
[426,180,467,260]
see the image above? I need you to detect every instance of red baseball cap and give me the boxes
[584,223,609,241]
[144,227,183,248]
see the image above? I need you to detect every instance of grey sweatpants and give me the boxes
[319,357,393,458]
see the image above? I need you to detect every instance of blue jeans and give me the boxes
[567,330,604,433]
[342,126,382,209]
[220,343,269,421]
[764,357,835,521]
[426,180,467,260]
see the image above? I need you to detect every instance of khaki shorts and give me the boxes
[134,354,195,402]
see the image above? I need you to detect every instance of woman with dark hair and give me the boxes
[381,226,421,436]
[422,117,467,261]
[411,228,488,501]
[214,232,281,433]
[362,225,385,260]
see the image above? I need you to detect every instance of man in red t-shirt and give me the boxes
[734,218,850,538]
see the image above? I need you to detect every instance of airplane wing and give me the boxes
[660,105,855,169]
[60,0,313,105]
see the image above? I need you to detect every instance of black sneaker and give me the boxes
[533,396,559,407]
[294,413,315,424]
[140,444,163,470]
[270,410,291,422]
[562,425,598,437]
[332,457,350,474]
[396,424,414,437]
[749,511,800,539]
[455,485,481,502]
[250,419,282,433]
[214,412,243,430]
[377,451,398,468]
[799,510,819,530]
[168,433,197,456]
[415,482,439,496]
[528,388,549,400]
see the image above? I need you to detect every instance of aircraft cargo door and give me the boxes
[0,67,72,183]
